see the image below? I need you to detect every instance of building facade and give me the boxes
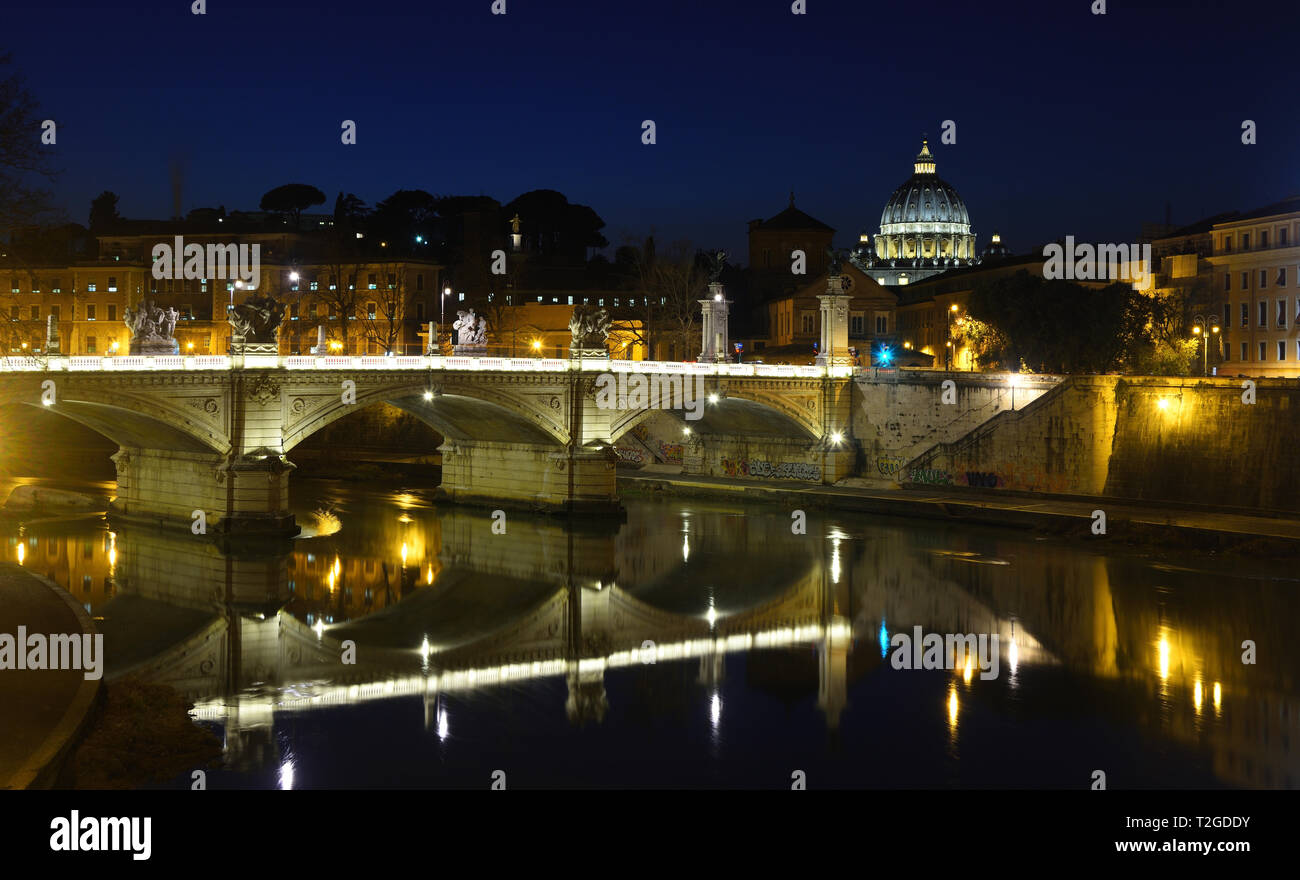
[1207,198,1300,377]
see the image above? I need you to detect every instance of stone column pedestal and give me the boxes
[815,277,852,368]
[437,440,621,514]
[698,283,730,362]
[109,447,298,537]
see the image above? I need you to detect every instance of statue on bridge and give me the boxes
[452,309,487,347]
[568,304,611,357]
[705,249,727,283]
[227,294,286,344]
[826,246,844,277]
[124,299,181,355]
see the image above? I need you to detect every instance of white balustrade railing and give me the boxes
[0,353,846,379]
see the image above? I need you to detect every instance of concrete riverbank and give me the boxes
[619,471,1300,551]
[0,564,102,789]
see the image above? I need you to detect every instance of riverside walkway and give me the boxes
[0,564,101,789]
[621,471,1300,545]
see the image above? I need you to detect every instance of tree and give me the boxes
[358,261,407,354]
[89,191,120,231]
[310,194,370,352]
[0,53,59,359]
[502,190,608,264]
[0,52,56,231]
[618,234,664,359]
[370,190,438,256]
[966,270,1153,373]
[258,183,326,229]
[638,240,706,361]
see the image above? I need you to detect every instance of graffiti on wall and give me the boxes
[658,442,684,464]
[971,461,1073,494]
[911,463,1072,493]
[876,455,906,477]
[614,446,644,464]
[907,468,954,485]
[957,471,1002,488]
[722,459,821,481]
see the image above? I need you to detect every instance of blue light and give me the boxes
[878,346,893,365]
[878,619,889,658]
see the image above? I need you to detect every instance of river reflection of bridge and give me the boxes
[7,499,1296,788]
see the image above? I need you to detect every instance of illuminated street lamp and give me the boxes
[946,303,959,371]
[1191,313,1220,377]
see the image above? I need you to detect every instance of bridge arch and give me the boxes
[282,378,569,453]
[0,378,228,455]
[609,394,820,444]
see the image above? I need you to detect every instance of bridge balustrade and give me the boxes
[0,354,849,378]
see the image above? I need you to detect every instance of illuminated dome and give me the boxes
[855,138,979,285]
[880,142,971,230]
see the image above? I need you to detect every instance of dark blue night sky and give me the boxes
[5,0,1295,257]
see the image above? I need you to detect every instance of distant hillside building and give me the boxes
[747,194,835,301]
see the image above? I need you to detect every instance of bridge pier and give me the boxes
[110,447,298,537]
[436,439,619,514]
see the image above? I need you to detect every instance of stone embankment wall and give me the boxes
[852,372,1058,482]
[903,376,1300,513]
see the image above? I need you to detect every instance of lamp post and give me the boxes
[945,303,958,371]
[1191,313,1220,377]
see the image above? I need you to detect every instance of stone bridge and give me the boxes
[0,355,854,533]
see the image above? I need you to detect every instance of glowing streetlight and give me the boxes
[1191,313,1220,376]
[946,304,961,371]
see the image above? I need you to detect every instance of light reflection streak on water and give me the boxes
[191,623,847,719]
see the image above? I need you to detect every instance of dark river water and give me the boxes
[3,474,1297,790]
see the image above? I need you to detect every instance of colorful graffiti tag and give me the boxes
[907,468,954,485]
[614,446,645,464]
[958,471,1002,488]
[875,455,906,477]
[658,442,685,464]
[721,459,821,481]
